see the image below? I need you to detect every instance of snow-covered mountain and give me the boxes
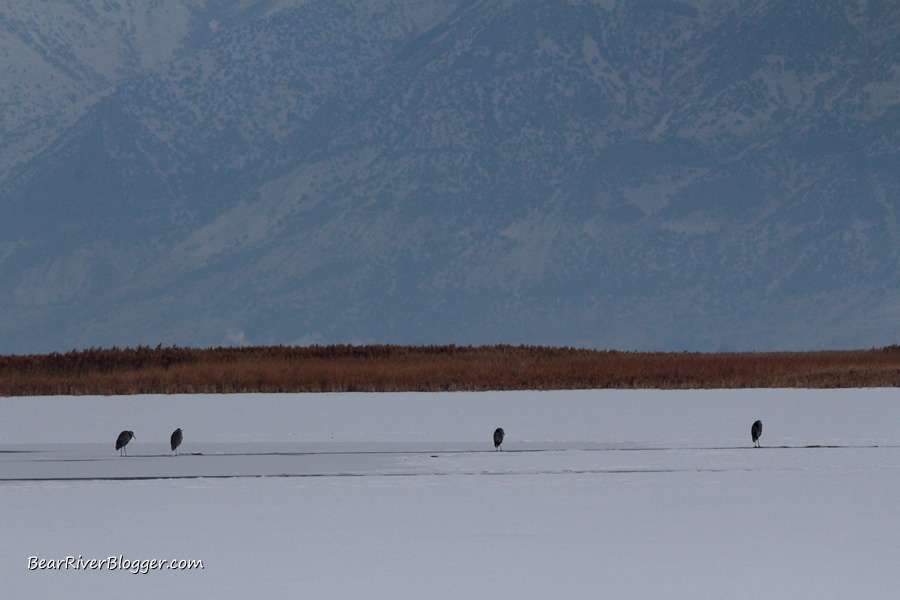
[2,0,899,354]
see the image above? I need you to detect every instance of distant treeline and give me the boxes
[3,344,900,396]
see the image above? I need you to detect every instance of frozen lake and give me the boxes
[2,389,898,598]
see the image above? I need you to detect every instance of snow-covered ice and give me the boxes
[1,389,898,598]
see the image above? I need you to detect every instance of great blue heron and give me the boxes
[170,428,183,455]
[751,420,762,447]
[493,427,505,451]
[116,431,135,456]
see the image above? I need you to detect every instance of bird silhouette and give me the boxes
[493,428,505,451]
[116,431,135,456]
[751,420,762,448]
[170,428,183,455]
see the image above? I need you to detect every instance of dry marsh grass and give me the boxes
[3,344,900,396]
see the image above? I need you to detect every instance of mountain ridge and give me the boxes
[2,0,899,353]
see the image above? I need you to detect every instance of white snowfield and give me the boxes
[1,389,898,599]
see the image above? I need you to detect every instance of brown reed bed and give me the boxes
[2,344,900,396]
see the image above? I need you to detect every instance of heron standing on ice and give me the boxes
[493,428,505,451]
[751,420,762,448]
[116,431,135,456]
[170,428,183,455]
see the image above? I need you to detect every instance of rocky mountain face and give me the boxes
[2,0,899,354]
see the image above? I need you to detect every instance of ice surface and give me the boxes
[1,389,898,598]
